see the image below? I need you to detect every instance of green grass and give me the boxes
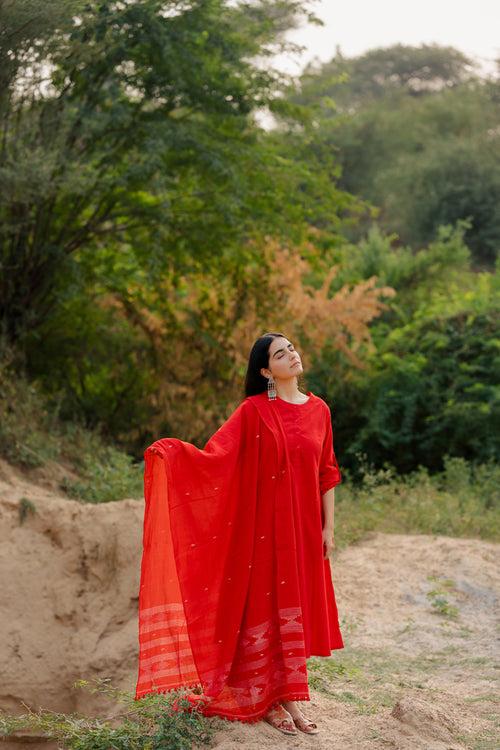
[307,642,499,715]
[0,355,143,503]
[307,644,499,748]
[335,455,500,546]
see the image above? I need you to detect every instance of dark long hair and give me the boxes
[244,331,290,397]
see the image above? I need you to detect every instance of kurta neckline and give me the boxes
[275,390,313,406]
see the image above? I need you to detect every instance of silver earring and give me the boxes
[267,375,276,400]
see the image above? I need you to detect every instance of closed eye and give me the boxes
[278,345,295,358]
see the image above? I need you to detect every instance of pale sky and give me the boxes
[272,0,500,76]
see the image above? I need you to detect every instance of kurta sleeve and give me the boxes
[319,406,342,495]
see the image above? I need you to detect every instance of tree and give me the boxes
[1,0,346,342]
[295,43,477,111]
[285,45,500,264]
[314,224,500,473]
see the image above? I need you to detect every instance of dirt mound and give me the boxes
[1,458,498,749]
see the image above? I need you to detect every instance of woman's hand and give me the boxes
[322,525,335,559]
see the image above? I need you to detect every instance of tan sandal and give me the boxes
[263,704,298,735]
[292,712,320,735]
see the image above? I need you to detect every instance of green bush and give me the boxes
[0,678,218,750]
[335,455,500,547]
[0,347,142,502]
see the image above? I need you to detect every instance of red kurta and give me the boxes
[274,391,344,656]
[134,389,344,723]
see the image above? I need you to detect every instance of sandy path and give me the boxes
[207,533,499,749]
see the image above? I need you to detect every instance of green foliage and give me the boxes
[0,677,218,749]
[25,284,156,441]
[376,120,500,266]
[297,43,477,108]
[18,496,36,524]
[361,314,496,464]
[349,309,499,473]
[60,441,143,503]
[426,575,460,619]
[311,222,499,474]
[335,455,500,547]
[0,0,83,95]
[0,344,142,501]
[1,18,497,482]
[0,345,61,468]
[330,222,472,310]
[287,44,500,265]
[0,0,352,344]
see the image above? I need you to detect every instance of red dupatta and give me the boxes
[134,393,316,721]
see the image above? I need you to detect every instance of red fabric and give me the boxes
[134,390,344,722]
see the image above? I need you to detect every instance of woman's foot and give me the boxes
[263,703,298,735]
[281,700,320,734]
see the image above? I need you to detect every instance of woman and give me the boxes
[134,332,344,736]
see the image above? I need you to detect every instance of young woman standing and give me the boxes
[135,332,344,736]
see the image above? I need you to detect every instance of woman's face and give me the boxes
[260,336,303,382]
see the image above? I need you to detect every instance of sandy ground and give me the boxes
[0,457,498,749]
